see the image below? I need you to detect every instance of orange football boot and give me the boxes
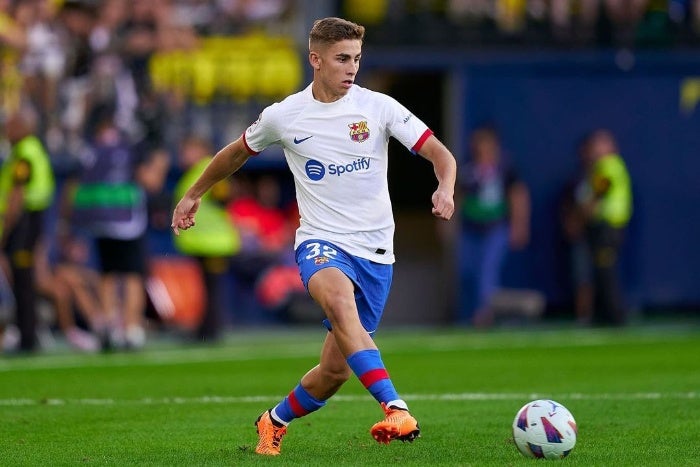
[370,402,420,444]
[254,410,287,455]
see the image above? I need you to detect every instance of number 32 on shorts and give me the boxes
[305,242,338,263]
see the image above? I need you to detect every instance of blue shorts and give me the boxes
[296,240,392,334]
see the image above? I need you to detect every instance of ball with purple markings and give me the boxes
[512,399,578,459]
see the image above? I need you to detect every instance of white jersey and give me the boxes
[243,84,433,264]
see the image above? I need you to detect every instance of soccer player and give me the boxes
[171,17,457,455]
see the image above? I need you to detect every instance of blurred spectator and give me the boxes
[120,1,158,99]
[35,235,102,352]
[559,136,595,325]
[456,126,530,326]
[15,0,66,136]
[548,0,649,45]
[227,173,295,256]
[68,107,166,350]
[139,145,172,230]
[0,104,55,352]
[88,0,139,139]
[0,256,14,350]
[578,129,633,326]
[122,0,198,96]
[172,135,240,341]
[548,0,601,44]
[57,0,96,156]
[363,0,700,47]
[213,0,296,34]
[0,0,27,118]
[226,172,299,321]
[0,0,27,50]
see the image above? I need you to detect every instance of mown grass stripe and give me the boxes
[1,327,696,373]
[0,391,696,407]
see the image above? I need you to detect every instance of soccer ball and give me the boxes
[512,399,578,459]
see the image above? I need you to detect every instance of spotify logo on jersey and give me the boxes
[305,157,372,180]
[305,159,326,181]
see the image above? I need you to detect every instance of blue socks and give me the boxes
[271,384,326,426]
[347,349,400,405]
[270,348,407,426]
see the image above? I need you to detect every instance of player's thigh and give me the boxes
[307,267,357,320]
[309,268,375,354]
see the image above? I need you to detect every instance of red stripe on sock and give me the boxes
[359,368,389,388]
[288,390,310,417]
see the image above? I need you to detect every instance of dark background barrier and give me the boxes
[355,50,700,322]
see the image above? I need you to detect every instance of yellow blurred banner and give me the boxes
[149,32,303,104]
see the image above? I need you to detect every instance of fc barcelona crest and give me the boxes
[349,121,370,143]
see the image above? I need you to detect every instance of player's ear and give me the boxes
[309,51,321,70]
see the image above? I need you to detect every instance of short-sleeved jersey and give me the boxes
[243,84,433,264]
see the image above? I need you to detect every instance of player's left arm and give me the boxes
[417,134,457,220]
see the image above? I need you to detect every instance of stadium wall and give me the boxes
[361,49,700,323]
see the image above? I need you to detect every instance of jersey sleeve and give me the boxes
[242,103,283,155]
[382,95,432,155]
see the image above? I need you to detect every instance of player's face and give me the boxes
[310,39,362,102]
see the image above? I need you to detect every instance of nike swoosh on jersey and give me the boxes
[294,135,314,144]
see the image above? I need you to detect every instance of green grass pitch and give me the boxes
[1,325,699,466]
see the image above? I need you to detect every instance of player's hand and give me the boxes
[171,196,201,236]
[431,189,454,220]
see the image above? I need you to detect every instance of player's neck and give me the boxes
[311,82,345,103]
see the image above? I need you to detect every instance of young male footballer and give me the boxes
[171,16,457,456]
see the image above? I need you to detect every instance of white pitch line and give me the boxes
[0,392,696,407]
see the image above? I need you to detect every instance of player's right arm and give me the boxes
[171,136,251,235]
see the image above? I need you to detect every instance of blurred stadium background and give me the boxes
[1,0,700,345]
